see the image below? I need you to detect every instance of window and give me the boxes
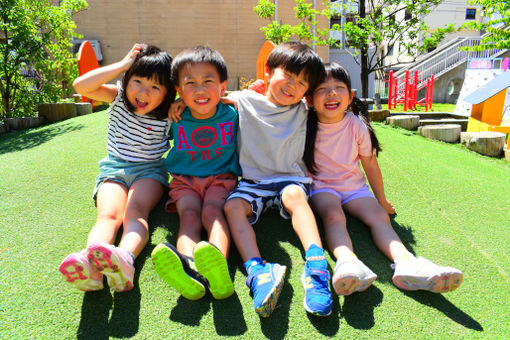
[466,8,476,20]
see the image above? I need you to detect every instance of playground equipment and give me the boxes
[387,70,434,111]
[77,40,102,108]
[463,70,510,152]
[256,41,276,93]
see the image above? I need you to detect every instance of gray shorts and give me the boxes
[227,179,310,224]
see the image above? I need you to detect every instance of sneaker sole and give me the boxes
[194,242,234,300]
[393,270,463,293]
[333,272,377,296]
[87,244,133,292]
[151,244,206,300]
[255,265,287,318]
[59,254,103,291]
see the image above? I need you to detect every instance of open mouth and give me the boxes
[135,98,148,109]
[281,89,292,97]
[195,98,209,105]
[324,101,340,110]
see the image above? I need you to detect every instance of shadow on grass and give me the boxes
[75,197,165,339]
[77,264,144,339]
[0,122,85,155]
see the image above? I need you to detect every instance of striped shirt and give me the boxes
[105,85,171,162]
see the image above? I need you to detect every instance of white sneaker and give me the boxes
[332,258,377,295]
[392,256,463,293]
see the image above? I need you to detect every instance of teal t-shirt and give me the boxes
[164,103,241,177]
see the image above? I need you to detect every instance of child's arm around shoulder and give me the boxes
[73,43,142,103]
[359,154,395,215]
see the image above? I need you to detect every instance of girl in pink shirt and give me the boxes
[304,63,463,296]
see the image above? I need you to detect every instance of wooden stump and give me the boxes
[369,109,390,122]
[4,117,46,130]
[460,131,506,157]
[0,122,7,135]
[386,115,420,130]
[76,102,92,116]
[418,124,461,143]
[38,103,77,123]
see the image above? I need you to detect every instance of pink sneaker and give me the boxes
[59,252,103,291]
[86,242,135,292]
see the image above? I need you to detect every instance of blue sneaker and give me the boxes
[246,262,287,317]
[301,260,333,316]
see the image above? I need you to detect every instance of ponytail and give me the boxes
[350,97,381,156]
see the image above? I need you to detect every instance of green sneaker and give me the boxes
[151,243,206,300]
[194,241,234,300]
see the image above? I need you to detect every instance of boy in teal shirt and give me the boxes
[151,46,240,301]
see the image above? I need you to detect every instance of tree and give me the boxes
[0,0,87,120]
[462,0,510,51]
[254,0,454,98]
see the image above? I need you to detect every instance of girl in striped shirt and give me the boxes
[58,43,175,292]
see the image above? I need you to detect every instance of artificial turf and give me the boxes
[0,111,508,339]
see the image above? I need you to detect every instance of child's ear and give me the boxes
[174,84,182,96]
[220,81,227,96]
[264,65,272,83]
[305,95,313,107]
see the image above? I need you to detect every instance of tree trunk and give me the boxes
[359,0,369,99]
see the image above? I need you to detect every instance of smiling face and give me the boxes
[265,67,309,107]
[125,75,168,115]
[175,62,227,120]
[311,76,354,124]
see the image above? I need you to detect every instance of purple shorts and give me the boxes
[310,184,374,205]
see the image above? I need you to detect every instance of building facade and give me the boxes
[73,0,329,90]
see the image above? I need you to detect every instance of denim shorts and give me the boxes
[93,154,169,201]
[310,184,374,205]
[227,179,310,224]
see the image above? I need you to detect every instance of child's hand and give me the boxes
[220,97,237,110]
[119,43,142,71]
[168,98,186,122]
[380,199,395,215]
[248,79,265,95]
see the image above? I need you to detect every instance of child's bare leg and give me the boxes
[343,197,410,262]
[310,192,353,259]
[311,192,377,296]
[224,198,261,262]
[281,185,322,250]
[202,200,230,257]
[282,185,332,316]
[344,197,462,293]
[87,181,128,245]
[120,178,164,257]
[175,195,203,258]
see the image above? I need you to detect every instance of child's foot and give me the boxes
[193,241,234,300]
[301,260,333,316]
[58,251,103,291]
[392,256,463,293]
[332,258,377,295]
[151,243,206,300]
[86,242,135,292]
[246,262,287,318]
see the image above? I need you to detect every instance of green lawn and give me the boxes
[384,103,456,112]
[1,111,509,339]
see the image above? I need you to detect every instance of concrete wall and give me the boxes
[72,0,329,90]
[329,48,375,98]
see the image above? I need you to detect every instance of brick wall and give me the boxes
[73,0,328,90]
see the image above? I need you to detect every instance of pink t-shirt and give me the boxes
[311,112,373,192]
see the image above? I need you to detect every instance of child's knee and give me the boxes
[201,202,224,226]
[282,185,307,206]
[224,198,248,216]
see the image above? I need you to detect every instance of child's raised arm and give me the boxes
[73,43,142,103]
[359,154,395,215]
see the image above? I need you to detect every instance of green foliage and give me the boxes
[461,0,510,51]
[0,0,87,120]
[254,0,455,97]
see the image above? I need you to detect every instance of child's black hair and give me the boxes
[170,45,228,85]
[304,62,382,175]
[121,44,175,119]
[266,41,326,97]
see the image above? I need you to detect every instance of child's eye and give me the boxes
[152,86,160,91]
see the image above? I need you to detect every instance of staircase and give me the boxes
[393,35,508,84]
